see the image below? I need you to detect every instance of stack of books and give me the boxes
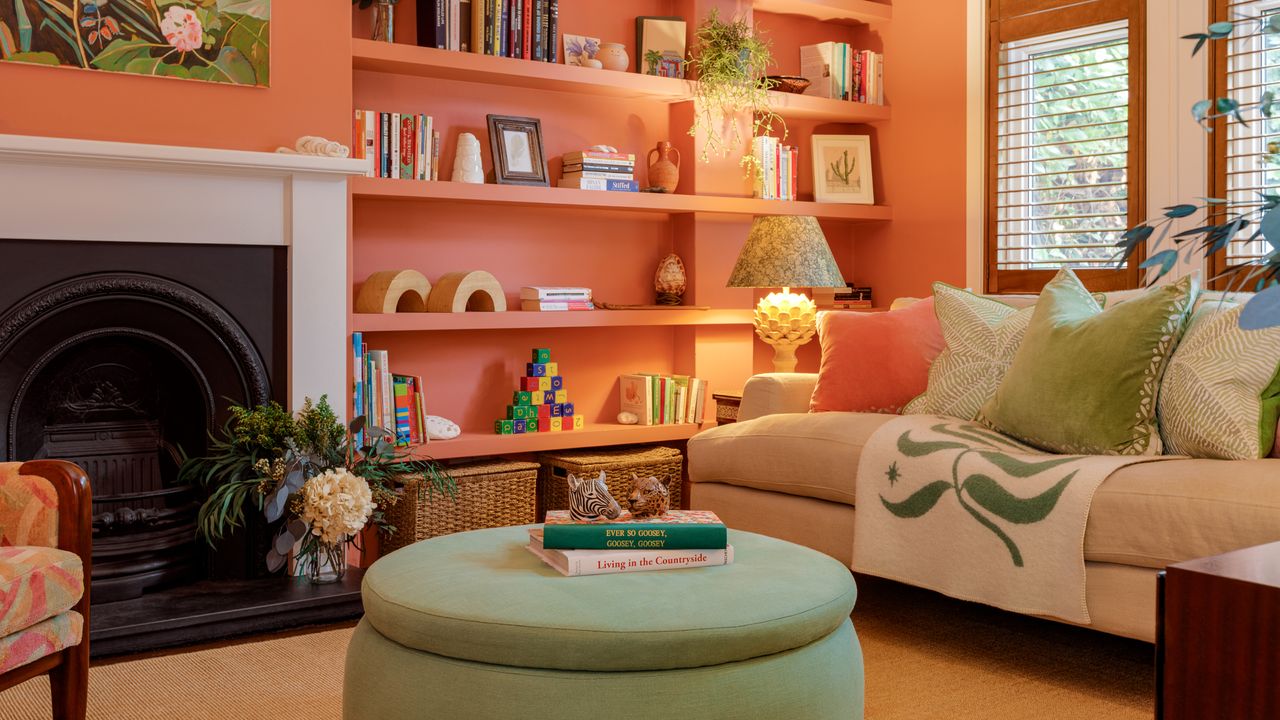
[353,110,440,181]
[618,374,709,426]
[495,348,583,434]
[423,0,560,61]
[834,285,873,309]
[520,286,594,311]
[352,332,427,447]
[751,136,798,201]
[558,150,638,192]
[527,510,734,577]
[800,42,885,105]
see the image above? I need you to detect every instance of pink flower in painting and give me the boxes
[160,6,203,52]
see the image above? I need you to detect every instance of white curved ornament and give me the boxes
[617,411,639,425]
[425,415,461,440]
[452,133,484,184]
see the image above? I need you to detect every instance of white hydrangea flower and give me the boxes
[301,468,375,544]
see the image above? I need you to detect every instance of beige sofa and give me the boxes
[687,372,1280,642]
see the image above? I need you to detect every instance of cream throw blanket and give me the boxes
[853,415,1167,624]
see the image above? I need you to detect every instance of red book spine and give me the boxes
[406,377,421,444]
[352,110,363,160]
[522,0,532,59]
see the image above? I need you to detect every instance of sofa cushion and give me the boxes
[0,462,59,548]
[688,412,895,506]
[810,298,945,415]
[1086,458,1280,568]
[0,611,83,674]
[0,546,85,637]
[978,269,1197,456]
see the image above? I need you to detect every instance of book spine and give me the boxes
[482,0,493,53]
[364,111,378,177]
[562,170,635,180]
[414,374,428,442]
[379,113,391,178]
[406,377,421,444]
[352,332,364,446]
[557,546,734,576]
[560,178,639,192]
[432,130,441,180]
[450,0,461,51]
[545,0,558,63]
[362,343,373,429]
[521,0,532,59]
[352,110,363,162]
[523,301,594,311]
[541,524,728,551]
[436,0,447,49]
[531,0,545,61]
[400,115,414,179]
[504,0,515,57]
[463,0,475,52]
[381,351,394,436]
[390,113,401,179]
[421,115,430,180]
[562,162,636,172]
[790,146,798,200]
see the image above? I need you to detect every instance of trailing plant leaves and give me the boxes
[1164,204,1197,218]
[1241,284,1280,330]
[1261,207,1280,252]
[1191,99,1212,123]
[974,452,1078,478]
[1208,21,1235,38]
[881,481,952,519]
[1183,33,1209,56]
[265,484,289,523]
[897,431,967,458]
[1141,249,1179,277]
[962,473,1075,525]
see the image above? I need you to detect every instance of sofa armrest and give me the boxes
[738,373,819,422]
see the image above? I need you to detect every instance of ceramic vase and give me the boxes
[452,133,484,183]
[306,538,348,585]
[597,43,629,71]
[371,0,394,43]
[647,141,681,193]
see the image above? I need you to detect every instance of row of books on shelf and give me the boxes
[527,509,733,577]
[352,333,425,446]
[353,110,441,180]
[521,286,594,311]
[419,0,560,62]
[618,374,708,426]
[556,150,639,193]
[751,136,799,201]
[801,42,885,105]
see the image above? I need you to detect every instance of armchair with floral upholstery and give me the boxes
[0,460,91,719]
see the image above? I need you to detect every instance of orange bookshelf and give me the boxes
[352,308,754,332]
[405,423,701,461]
[753,0,892,25]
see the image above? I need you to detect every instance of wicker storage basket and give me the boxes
[538,445,684,515]
[383,459,539,553]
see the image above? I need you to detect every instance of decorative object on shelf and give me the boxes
[425,415,461,441]
[179,397,454,575]
[487,114,549,186]
[595,302,711,311]
[356,269,432,313]
[521,286,594,311]
[451,132,485,183]
[626,474,670,518]
[617,411,640,425]
[762,75,811,94]
[646,141,681,193]
[567,471,623,521]
[654,253,688,305]
[596,42,630,72]
[559,148,639,192]
[539,445,684,513]
[686,9,784,174]
[801,43,884,104]
[496,348,581,435]
[636,16,686,77]
[728,216,846,372]
[812,135,874,204]
[619,373,708,425]
[276,136,351,158]
[0,0,270,86]
[353,0,398,43]
[427,270,507,312]
[564,34,601,67]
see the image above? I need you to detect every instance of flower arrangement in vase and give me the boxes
[180,396,453,582]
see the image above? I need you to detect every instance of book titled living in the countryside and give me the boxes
[541,510,727,550]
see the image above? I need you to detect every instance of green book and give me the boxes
[542,510,727,550]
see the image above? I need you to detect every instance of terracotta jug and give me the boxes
[647,141,681,193]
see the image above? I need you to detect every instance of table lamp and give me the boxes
[727,215,846,373]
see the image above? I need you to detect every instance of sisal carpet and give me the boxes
[1,576,1153,719]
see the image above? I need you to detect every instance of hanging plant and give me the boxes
[686,9,785,177]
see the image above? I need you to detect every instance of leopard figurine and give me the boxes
[626,474,670,519]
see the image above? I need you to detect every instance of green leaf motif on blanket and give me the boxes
[974,452,1079,478]
[880,481,952,518]
[961,471,1075,524]
[897,431,967,457]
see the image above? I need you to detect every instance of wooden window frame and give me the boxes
[986,0,1148,294]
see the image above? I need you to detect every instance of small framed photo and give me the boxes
[563,34,601,67]
[636,16,686,77]
[487,115,549,186]
[812,135,874,204]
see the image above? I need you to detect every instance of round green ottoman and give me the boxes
[344,526,863,720]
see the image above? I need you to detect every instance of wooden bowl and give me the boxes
[763,75,811,94]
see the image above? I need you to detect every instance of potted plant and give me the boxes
[180,396,453,582]
[686,9,785,176]
[353,0,397,43]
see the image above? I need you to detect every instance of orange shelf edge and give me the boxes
[753,0,892,25]
[404,423,703,460]
[351,308,756,332]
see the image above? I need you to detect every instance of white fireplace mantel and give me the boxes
[0,133,366,418]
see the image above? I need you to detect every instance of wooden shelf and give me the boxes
[350,177,892,221]
[753,0,892,25]
[352,308,755,332]
[405,423,702,460]
[351,39,890,124]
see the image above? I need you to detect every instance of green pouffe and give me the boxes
[344,527,864,720]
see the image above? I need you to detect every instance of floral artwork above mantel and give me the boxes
[0,0,270,87]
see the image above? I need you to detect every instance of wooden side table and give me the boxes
[712,392,743,425]
[1158,541,1280,719]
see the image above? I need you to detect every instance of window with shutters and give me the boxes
[1213,0,1280,276]
[987,0,1146,293]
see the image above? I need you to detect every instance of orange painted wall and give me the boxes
[0,0,351,151]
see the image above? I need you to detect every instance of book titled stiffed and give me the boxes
[541,510,727,550]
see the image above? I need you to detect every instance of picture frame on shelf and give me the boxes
[812,135,874,204]
[564,34,602,67]
[636,16,686,77]
[487,115,550,186]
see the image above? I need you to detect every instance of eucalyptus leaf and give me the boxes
[273,526,297,556]
[265,546,287,573]
[1191,99,1212,122]
[1217,97,1240,114]
[1208,21,1235,38]
[1240,284,1280,330]
[1164,204,1197,218]
[1140,249,1179,277]
[265,485,289,523]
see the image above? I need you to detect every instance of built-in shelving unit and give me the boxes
[353,308,754,332]
[752,0,892,25]
[405,423,701,461]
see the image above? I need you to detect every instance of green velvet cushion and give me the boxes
[977,269,1197,455]
[361,526,858,672]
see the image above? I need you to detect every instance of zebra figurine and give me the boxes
[567,471,623,522]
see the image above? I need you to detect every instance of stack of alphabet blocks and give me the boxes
[495,348,584,435]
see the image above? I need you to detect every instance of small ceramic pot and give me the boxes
[582,58,604,70]
[597,43,629,72]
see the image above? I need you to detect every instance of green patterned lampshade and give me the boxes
[727,216,846,289]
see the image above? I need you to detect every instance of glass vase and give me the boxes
[372,0,394,43]
[307,537,348,585]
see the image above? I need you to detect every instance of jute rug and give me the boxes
[1,576,1153,719]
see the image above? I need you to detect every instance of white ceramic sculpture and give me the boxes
[617,411,639,425]
[452,133,484,183]
[425,415,461,440]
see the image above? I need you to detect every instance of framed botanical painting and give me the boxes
[635,16,685,77]
[812,135,874,204]
[0,0,270,87]
[487,115,549,186]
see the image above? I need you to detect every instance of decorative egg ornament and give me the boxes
[654,253,687,305]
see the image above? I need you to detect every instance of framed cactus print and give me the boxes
[0,0,270,87]
[812,134,873,204]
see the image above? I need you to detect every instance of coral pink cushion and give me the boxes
[809,299,945,414]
